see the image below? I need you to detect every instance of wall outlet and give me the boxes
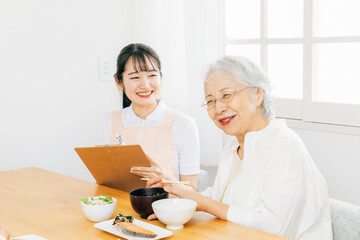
[99,56,114,82]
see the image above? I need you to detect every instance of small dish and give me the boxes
[80,196,117,222]
[94,218,173,240]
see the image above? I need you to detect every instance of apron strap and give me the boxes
[162,111,181,128]
[110,110,124,144]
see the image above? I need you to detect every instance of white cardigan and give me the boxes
[204,119,332,240]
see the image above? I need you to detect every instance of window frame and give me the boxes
[221,0,360,132]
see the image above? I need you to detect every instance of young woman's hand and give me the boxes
[145,173,164,188]
[130,154,176,181]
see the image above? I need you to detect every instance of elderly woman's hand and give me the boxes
[163,184,229,220]
[163,184,207,212]
[144,174,203,220]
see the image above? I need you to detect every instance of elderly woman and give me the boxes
[148,56,332,239]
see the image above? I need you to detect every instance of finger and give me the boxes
[147,213,157,220]
[131,167,161,176]
[146,173,163,187]
[146,182,163,188]
[148,173,158,178]
[132,172,149,178]
[131,170,161,177]
[147,183,163,188]
[131,166,152,172]
[147,175,163,187]
[134,172,163,180]
[130,170,150,176]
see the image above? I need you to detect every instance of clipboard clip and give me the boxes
[116,134,126,145]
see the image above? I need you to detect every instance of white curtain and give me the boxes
[124,0,224,166]
[126,0,188,112]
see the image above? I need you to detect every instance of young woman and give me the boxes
[148,56,332,239]
[97,43,200,190]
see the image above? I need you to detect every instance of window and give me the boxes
[222,0,360,128]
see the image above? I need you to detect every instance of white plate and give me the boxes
[11,235,47,240]
[94,218,173,240]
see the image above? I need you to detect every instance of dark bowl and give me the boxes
[129,187,169,219]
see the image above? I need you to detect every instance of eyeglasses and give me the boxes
[201,87,252,110]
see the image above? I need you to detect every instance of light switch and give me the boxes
[99,56,114,82]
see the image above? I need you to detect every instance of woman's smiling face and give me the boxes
[204,71,262,137]
[120,57,161,109]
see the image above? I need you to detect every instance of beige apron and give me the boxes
[110,109,179,181]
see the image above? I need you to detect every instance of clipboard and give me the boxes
[75,145,150,192]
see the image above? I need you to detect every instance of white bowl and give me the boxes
[152,198,197,229]
[80,196,117,222]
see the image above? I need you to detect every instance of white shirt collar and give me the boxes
[125,99,167,123]
[227,118,282,151]
[245,118,279,139]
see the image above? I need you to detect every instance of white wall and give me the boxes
[0,0,131,181]
[292,128,360,205]
[183,0,225,166]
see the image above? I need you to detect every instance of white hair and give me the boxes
[204,55,274,119]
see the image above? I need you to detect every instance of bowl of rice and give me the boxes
[152,198,197,229]
[80,195,117,222]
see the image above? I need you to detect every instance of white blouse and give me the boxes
[204,119,332,240]
[97,100,200,177]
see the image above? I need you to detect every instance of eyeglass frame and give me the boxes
[201,87,254,110]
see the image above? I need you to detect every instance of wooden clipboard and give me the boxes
[75,145,150,192]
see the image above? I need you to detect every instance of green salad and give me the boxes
[80,195,115,205]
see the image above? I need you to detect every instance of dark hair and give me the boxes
[114,43,162,108]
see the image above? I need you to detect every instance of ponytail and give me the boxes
[122,92,132,109]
